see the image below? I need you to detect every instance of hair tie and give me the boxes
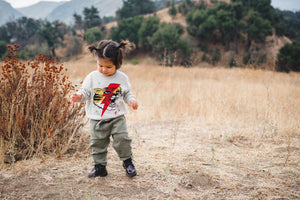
[118,42,126,49]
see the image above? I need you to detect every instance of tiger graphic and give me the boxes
[93,83,121,116]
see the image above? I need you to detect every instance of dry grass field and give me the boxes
[1,52,299,199]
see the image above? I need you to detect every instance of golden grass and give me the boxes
[1,52,299,199]
[120,62,300,137]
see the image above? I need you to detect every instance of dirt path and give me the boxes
[1,119,299,199]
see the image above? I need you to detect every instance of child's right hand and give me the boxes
[70,93,83,105]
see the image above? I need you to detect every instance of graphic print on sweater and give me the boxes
[93,83,121,116]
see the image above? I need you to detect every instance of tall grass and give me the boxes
[121,62,300,138]
[0,45,85,166]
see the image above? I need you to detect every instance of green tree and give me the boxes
[109,16,144,48]
[38,21,67,57]
[15,17,41,42]
[186,5,220,43]
[186,9,209,37]
[84,27,102,45]
[276,42,300,72]
[246,9,272,47]
[230,1,244,20]
[212,48,221,65]
[199,15,218,41]
[83,6,102,29]
[0,17,41,46]
[102,16,116,24]
[0,26,11,43]
[138,16,160,50]
[116,0,156,20]
[176,38,193,66]
[233,0,281,27]
[169,0,177,17]
[274,10,300,42]
[186,8,207,28]
[65,35,82,58]
[178,0,195,14]
[18,43,50,59]
[0,41,7,58]
[150,22,191,66]
[238,0,273,20]
[215,2,245,49]
[73,13,84,30]
[150,23,184,52]
[216,9,234,42]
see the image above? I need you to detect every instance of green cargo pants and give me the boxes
[89,115,132,166]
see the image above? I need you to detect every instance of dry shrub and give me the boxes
[0,44,85,165]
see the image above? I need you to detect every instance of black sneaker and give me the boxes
[88,164,108,178]
[123,158,137,177]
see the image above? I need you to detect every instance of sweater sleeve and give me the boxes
[123,75,136,104]
[124,90,136,104]
[77,73,92,103]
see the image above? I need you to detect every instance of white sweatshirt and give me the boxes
[77,70,136,120]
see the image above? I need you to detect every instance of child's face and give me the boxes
[97,58,116,76]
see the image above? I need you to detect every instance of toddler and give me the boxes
[70,40,138,178]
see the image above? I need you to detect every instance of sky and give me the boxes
[4,0,300,10]
[271,0,300,11]
[5,0,71,8]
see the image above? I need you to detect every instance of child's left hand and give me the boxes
[129,100,138,110]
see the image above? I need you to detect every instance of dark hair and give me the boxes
[88,40,135,69]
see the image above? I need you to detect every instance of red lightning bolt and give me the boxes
[100,83,120,117]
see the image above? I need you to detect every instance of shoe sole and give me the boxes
[88,171,108,178]
[126,171,137,177]
[88,173,107,178]
[123,164,137,177]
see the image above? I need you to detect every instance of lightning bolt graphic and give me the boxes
[100,83,120,117]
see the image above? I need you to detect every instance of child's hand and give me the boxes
[129,100,138,110]
[70,93,83,106]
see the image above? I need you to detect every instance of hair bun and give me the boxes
[88,45,98,53]
[118,40,135,53]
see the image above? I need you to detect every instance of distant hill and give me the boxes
[47,0,123,24]
[0,0,23,26]
[17,1,67,20]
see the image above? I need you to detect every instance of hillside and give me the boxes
[0,0,23,26]
[0,0,296,70]
[47,0,123,24]
[107,5,291,70]
[17,1,67,20]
